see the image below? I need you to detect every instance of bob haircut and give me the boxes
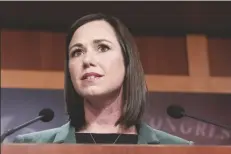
[65,13,147,131]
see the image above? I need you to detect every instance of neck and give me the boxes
[84,88,122,132]
[80,88,136,134]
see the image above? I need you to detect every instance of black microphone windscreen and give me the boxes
[167,105,185,119]
[39,108,54,122]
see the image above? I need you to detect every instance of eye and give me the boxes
[97,44,110,52]
[69,48,83,58]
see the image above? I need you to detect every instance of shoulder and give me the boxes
[13,126,61,143]
[139,123,194,145]
[152,128,194,145]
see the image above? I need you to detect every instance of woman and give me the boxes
[14,13,193,145]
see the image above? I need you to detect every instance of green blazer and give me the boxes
[13,122,193,145]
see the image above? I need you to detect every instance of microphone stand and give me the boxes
[1,116,43,143]
[183,112,231,130]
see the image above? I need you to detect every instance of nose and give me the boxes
[82,51,96,68]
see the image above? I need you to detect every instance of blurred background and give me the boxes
[1,1,231,145]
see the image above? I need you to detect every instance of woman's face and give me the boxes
[68,20,125,98]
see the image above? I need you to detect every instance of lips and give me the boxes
[81,72,103,80]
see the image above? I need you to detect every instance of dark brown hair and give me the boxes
[65,13,147,131]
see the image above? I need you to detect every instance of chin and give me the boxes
[80,86,106,97]
[76,84,122,99]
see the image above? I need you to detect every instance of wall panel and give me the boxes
[208,37,231,77]
[136,36,188,75]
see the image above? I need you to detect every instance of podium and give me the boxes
[1,144,231,154]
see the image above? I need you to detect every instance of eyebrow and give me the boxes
[69,39,112,51]
[68,43,83,52]
[93,39,112,44]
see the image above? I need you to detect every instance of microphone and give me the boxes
[1,108,54,143]
[167,105,231,130]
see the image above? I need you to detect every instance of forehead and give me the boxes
[70,20,118,46]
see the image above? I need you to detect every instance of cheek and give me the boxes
[69,61,82,84]
[103,54,125,83]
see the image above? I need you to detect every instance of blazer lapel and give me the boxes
[53,121,76,143]
[137,122,160,144]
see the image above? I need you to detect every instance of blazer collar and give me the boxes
[53,121,160,144]
[53,121,76,143]
[137,122,160,144]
